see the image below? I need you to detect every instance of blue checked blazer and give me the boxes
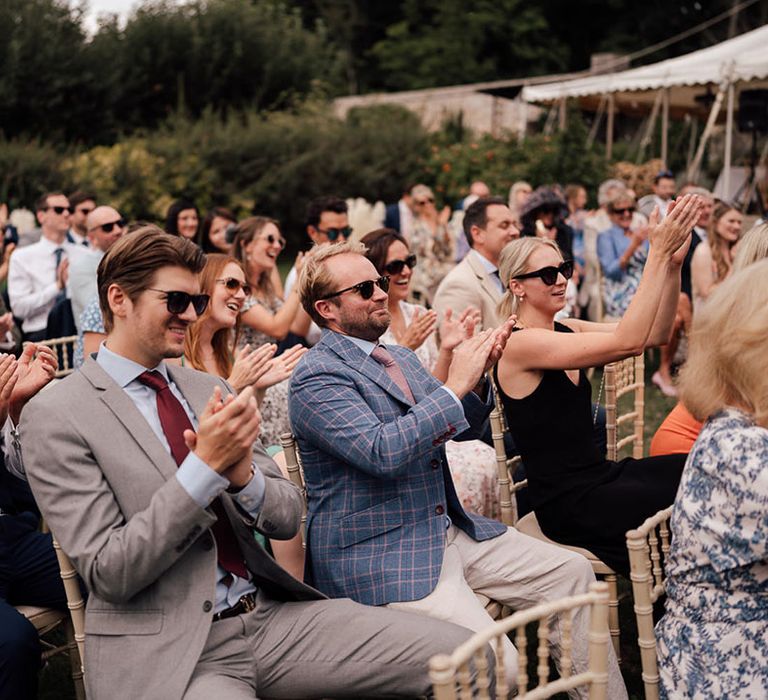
[288,329,507,606]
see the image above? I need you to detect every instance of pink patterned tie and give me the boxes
[371,345,415,403]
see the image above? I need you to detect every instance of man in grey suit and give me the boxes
[19,227,482,700]
[433,197,519,331]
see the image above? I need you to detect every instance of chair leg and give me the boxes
[65,618,86,700]
[605,574,621,663]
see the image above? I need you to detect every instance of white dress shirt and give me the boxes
[7,236,76,333]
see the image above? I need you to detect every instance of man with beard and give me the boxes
[290,241,627,698]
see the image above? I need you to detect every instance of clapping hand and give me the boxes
[648,194,702,261]
[0,353,18,425]
[9,344,57,424]
[228,343,277,393]
[440,307,481,351]
[255,344,308,389]
[400,308,437,351]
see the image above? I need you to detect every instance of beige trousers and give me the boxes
[387,525,628,700]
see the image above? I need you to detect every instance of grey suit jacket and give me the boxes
[432,252,502,331]
[21,358,322,700]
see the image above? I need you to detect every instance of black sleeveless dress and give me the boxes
[495,322,686,575]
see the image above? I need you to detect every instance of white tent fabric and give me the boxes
[522,24,768,102]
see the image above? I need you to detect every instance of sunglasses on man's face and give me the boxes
[77,208,94,217]
[147,289,210,315]
[93,218,127,233]
[384,254,417,276]
[320,275,390,301]
[514,260,574,286]
[45,206,72,215]
[217,277,252,296]
[415,198,434,206]
[318,226,352,242]
[612,207,635,216]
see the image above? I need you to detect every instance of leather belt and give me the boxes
[212,592,257,622]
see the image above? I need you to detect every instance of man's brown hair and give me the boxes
[97,225,206,332]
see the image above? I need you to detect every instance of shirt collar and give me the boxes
[325,329,379,357]
[471,249,499,275]
[38,235,69,252]
[96,341,171,388]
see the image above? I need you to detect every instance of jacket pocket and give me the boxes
[85,609,164,636]
[337,497,403,549]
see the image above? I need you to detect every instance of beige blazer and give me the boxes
[432,252,503,330]
[21,358,322,700]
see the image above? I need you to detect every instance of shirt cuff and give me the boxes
[176,452,228,507]
[439,385,463,410]
[231,467,266,517]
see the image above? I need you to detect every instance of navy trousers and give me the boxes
[0,512,67,700]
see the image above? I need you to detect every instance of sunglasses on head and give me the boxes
[217,277,252,296]
[92,218,127,233]
[384,254,417,275]
[147,289,210,315]
[262,233,286,249]
[318,226,352,242]
[514,260,574,286]
[45,206,72,215]
[320,276,390,301]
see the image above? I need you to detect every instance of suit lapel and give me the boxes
[80,359,178,481]
[466,253,502,307]
[321,332,415,407]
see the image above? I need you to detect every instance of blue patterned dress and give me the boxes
[656,408,768,698]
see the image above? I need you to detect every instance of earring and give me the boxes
[517,295,524,303]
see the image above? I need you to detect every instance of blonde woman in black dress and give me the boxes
[494,194,703,574]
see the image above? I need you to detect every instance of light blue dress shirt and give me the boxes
[96,343,264,614]
[470,250,504,295]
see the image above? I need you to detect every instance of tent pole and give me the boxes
[587,95,607,148]
[606,94,615,160]
[687,86,725,183]
[559,97,567,131]
[661,88,670,167]
[724,81,735,200]
[637,90,663,163]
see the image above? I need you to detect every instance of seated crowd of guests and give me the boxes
[0,182,764,699]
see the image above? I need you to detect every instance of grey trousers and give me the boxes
[184,592,486,698]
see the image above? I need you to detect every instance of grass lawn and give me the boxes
[39,351,677,699]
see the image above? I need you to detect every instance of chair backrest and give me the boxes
[604,353,645,461]
[52,535,86,684]
[625,505,673,700]
[279,432,307,548]
[38,335,78,377]
[429,581,610,700]
[489,374,525,525]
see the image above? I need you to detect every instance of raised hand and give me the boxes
[0,353,19,426]
[445,328,502,398]
[648,194,702,259]
[255,344,308,389]
[9,344,57,424]
[400,308,437,351]
[227,342,277,392]
[440,307,480,351]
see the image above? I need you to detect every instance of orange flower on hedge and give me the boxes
[442,162,452,172]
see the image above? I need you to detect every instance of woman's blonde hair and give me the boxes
[678,258,768,428]
[707,201,742,282]
[496,237,562,320]
[732,222,768,272]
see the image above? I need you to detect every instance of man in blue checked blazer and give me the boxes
[289,241,628,699]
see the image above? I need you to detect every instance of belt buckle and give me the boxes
[241,593,256,613]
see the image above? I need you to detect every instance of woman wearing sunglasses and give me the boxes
[231,217,308,446]
[493,194,703,575]
[361,228,502,518]
[596,190,649,319]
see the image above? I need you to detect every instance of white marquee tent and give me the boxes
[522,24,768,194]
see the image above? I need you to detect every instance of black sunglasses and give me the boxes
[612,207,635,216]
[514,260,574,286]
[384,254,417,275]
[320,276,390,301]
[45,206,72,215]
[217,277,252,296]
[318,226,352,242]
[262,233,286,249]
[147,288,210,315]
[92,218,127,233]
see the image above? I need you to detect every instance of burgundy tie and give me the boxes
[136,370,248,579]
[371,345,415,403]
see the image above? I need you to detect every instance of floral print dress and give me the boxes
[656,408,768,698]
[381,301,502,519]
[238,295,291,449]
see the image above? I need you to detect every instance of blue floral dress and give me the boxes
[74,296,105,368]
[656,408,768,698]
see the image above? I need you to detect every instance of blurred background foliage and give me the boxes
[1,0,765,240]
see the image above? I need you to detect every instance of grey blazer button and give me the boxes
[203,600,213,613]
[430,459,440,469]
